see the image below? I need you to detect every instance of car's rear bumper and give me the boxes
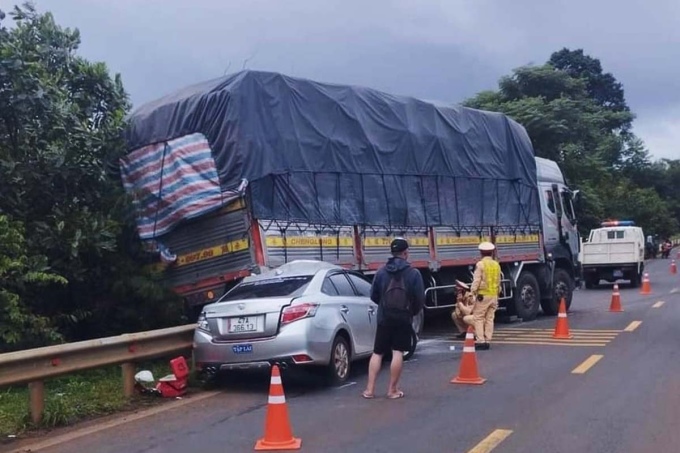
[193,320,333,370]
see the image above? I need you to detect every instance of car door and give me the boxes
[346,272,379,347]
[327,272,373,355]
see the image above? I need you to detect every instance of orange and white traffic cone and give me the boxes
[255,365,301,451]
[640,273,652,295]
[671,260,677,275]
[451,326,487,385]
[553,298,573,339]
[609,284,623,312]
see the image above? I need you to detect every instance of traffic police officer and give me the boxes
[470,241,501,350]
[451,280,475,339]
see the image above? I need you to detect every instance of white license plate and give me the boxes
[228,315,263,333]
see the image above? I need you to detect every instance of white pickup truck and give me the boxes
[580,221,645,288]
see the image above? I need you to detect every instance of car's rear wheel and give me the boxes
[326,335,351,386]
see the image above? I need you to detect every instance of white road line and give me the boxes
[336,381,357,389]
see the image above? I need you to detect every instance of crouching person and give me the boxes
[452,280,474,339]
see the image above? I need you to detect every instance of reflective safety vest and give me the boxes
[478,258,501,297]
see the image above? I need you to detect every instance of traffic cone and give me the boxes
[640,273,652,295]
[451,326,487,385]
[671,260,677,275]
[609,284,623,312]
[552,298,573,339]
[254,365,301,451]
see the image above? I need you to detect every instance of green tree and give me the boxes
[465,49,678,237]
[0,215,66,351]
[0,3,183,349]
[549,48,630,118]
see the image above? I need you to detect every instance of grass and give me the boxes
[0,358,188,438]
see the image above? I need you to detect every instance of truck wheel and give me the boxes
[630,271,641,288]
[585,277,598,289]
[514,272,541,321]
[541,268,573,315]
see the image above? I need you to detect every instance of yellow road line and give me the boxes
[498,328,622,333]
[494,333,618,338]
[468,429,513,453]
[493,334,617,340]
[652,301,665,308]
[492,341,608,347]
[624,321,642,332]
[572,354,604,374]
[493,337,611,344]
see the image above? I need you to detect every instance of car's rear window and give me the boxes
[220,276,313,301]
[606,230,625,239]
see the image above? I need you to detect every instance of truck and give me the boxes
[580,221,645,288]
[120,70,581,334]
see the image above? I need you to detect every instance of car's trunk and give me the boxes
[203,297,293,341]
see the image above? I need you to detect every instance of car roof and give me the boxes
[241,260,342,283]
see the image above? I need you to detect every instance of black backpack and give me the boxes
[382,272,411,320]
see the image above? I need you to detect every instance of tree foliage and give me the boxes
[0,3,183,352]
[465,48,679,238]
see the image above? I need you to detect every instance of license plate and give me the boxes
[228,315,263,333]
[232,344,253,354]
[613,270,623,278]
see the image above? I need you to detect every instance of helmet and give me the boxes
[478,241,495,252]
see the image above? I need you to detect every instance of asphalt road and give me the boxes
[7,257,680,453]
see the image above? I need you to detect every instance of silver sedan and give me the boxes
[194,260,384,385]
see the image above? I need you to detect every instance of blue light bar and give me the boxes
[601,220,635,227]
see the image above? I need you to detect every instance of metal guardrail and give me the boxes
[0,324,196,424]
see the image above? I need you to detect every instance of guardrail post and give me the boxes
[28,381,45,424]
[121,362,136,398]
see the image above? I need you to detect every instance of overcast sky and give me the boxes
[4,0,680,160]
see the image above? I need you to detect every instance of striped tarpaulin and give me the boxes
[120,133,227,240]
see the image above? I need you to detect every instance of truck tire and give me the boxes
[541,268,573,315]
[585,276,598,289]
[513,272,541,321]
[630,270,642,288]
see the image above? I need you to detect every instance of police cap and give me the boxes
[478,241,495,252]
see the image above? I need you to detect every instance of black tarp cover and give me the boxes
[124,70,541,235]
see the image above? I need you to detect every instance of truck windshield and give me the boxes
[220,276,313,301]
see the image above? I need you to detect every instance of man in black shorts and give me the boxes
[362,238,425,399]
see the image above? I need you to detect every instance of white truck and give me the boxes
[580,221,645,288]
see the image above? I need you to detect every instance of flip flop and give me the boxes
[362,391,375,399]
[387,391,405,399]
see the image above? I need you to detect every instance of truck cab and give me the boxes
[580,221,645,288]
[536,157,581,283]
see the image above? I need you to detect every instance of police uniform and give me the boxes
[451,280,475,336]
[470,242,501,348]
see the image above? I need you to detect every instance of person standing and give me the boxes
[470,241,501,350]
[362,238,425,399]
